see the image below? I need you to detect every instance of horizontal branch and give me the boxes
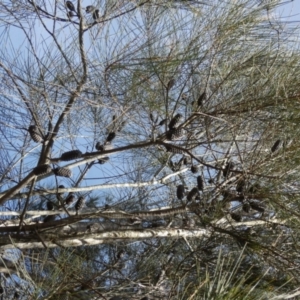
[0,228,211,250]
[5,166,189,200]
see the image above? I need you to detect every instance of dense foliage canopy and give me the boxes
[0,0,300,299]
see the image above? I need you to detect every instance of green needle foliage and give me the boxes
[0,0,300,299]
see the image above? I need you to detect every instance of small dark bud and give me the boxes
[44,215,56,223]
[60,150,82,161]
[75,196,85,211]
[197,92,207,106]
[187,187,199,202]
[197,175,204,191]
[190,165,199,173]
[231,213,242,222]
[106,132,116,142]
[33,164,51,176]
[168,114,183,130]
[271,139,281,153]
[117,250,125,259]
[65,193,75,205]
[53,167,72,178]
[176,185,185,200]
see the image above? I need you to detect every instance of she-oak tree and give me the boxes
[0,0,300,299]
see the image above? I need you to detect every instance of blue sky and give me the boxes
[278,0,300,21]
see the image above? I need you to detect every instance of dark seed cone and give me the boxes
[271,139,281,153]
[98,156,109,164]
[96,142,113,151]
[165,145,184,154]
[66,1,76,12]
[92,9,99,20]
[249,202,265,213]
[60,150,82,161]
[197,175,204,191]
[46,202,54,210]
[183,157,189,165]
[236,179,245,193]
[28,125,42,143]
[159,119,167,126]
[166,78,175,90]
[53,167,72,178]
[75,196,85,211]
[187,187,199,202]
[33,164,51,176]
[106,132,116,142]
[197,92,207,106]
[242,202,250,213]
[67,11,75,18]
[85,5,95,13]
[176,185,185,200]
[190,165,199,174]
[150,113,154,122]
[231,213,242,222]
[223,162,234,178]
[65,193,75,205]
[168,114,183,130]
[166,128,184,141]
[44,215,56,223]
[95,142,104,151]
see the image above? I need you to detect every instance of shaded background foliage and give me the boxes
[0,0,300,299]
